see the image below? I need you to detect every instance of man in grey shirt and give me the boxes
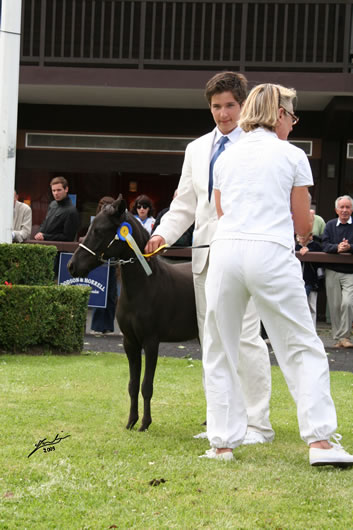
[12,190,32,242]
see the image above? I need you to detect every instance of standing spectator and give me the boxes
[321,195,353,348]
[34,176,79,275]
[200,82,353,466]
[310,207,326,239]
[34,176,79,242]
[90,196,118,336]
[12,190,32,242]
[295,232,323,325]
[131,195,155,234]
[145,71,274,446]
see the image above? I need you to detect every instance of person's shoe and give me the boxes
[199,448,234,461]
[89,330,103,337]
[242,430,271,445]
[193,431,208,439]
[340,338,353,348]
[309,434,353,467]
[333,338,353,348]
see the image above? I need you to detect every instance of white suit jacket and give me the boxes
[154,128,218,275]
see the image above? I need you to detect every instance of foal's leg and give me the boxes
[124,335,142,430]
[140,339,159,432]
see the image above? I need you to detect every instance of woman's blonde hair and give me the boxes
[238,83,297,133]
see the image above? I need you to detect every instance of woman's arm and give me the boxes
[290,186,312,239]
[214,189,224,219]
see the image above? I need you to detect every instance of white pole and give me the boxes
[0,0,22,243]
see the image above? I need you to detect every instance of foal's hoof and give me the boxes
[126,418,138,430]
[138,425,149,432]
[139,418,152,432]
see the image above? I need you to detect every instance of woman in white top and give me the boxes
[201,83,353,467]
[131,194,156,235]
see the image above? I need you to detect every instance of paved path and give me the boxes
[84,311,353,373]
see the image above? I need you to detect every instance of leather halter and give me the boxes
[78,240,135,266]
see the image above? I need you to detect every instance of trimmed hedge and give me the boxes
[0,244,56,285]
[0,285,91,353]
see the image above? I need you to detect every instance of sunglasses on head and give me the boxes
[137,203,149,209]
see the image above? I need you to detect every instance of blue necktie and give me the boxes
[209,136,229,200]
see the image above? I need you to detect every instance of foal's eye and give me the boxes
[88,224,103,239]
[93,227,107,239]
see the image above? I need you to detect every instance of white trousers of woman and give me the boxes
[194,263,274,441]
[204,239,337,448]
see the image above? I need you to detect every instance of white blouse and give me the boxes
[213,127,313,249]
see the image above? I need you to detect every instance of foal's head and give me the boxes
[68,195,149,277]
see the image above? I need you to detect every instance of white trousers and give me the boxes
[194,260,274,440]
[325,268,353,341]
[204,240,337,448]
[307,291,318,326]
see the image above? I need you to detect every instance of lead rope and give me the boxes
[142,243,209,258]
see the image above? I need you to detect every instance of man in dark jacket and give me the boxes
[34,176,79,242]
[321,195,353,348]
[34,176,79,276]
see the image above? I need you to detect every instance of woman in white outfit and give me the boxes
[201,83,353,467]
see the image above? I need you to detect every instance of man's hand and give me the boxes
[144,235,166,255]
[34,232,44,241]
[338,238,351,253]
[299,246,309,256]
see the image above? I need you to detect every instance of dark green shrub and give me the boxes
[0,244,56,285]
[0,285,91,353]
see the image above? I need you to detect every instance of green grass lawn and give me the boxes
[1,350,353,529]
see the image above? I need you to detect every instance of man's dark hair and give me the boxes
[205,71,248,106]
[50,176,68,188]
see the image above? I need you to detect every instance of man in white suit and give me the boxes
[145,72,274,444]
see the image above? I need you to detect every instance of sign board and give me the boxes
[68,193,77,206]
[58,252,109,308]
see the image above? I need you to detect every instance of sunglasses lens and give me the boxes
[137,203,148,209]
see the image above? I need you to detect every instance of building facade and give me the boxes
[16,0,353,235]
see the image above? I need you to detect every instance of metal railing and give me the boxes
[25,241,353,266]
[20,0,353,72]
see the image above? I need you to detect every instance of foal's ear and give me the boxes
[112,195,127,218]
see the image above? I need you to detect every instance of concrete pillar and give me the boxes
[0,0,22,243]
